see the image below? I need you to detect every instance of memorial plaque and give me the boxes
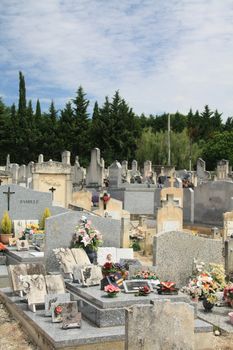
[53,248,77,274]
[51,301,78,323]
[71,248,90,266]
[80,265,102,286]
[44,293,70,316]
[26,263,46,275]
[45,275,66,294]
[13,220,26,238]
[123,280,153,293]
[8,264,27,292]
[16,239,29,251]
[62,312,82,329]
[20,274,47,305]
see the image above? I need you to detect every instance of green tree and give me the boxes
[72,86,90,164]
[58,101,75,153]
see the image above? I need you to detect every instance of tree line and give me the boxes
[0,71,233,170]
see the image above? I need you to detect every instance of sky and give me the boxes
[1,0,233,120]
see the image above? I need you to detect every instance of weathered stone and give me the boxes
[125,300,195,350]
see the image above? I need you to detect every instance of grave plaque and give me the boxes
[20,274,47,306]
[26,263,46,275]
[71,248,90,266]
[44,293,70,317]
[62,312,82,329]
[13,220,26,238]
[123,280,153,293]
[80,265,102,286]
[8,264,27,292]
[16,239,29,251]
[51,301,78,323]
[53,248,77,274]
[45,275,66,294]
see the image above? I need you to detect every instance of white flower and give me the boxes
[81,234,91,247]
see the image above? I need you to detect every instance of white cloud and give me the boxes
[0,0,233,119]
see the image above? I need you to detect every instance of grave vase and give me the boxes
[84,246,97,264]
[0,233,13,244]
[202,298,214,312]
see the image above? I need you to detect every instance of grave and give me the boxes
[223,210,233,240]
[86,148,104,187]
[217,159,230,180]
[196,158,211,182]
[108,160,122,188]
[153,230,223,287]
[156,194,183,233]
[71,189,92,211]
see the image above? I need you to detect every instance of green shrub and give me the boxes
[1,211,12,234]
[40,208,51,229]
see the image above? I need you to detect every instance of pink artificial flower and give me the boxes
[81,234,91,247]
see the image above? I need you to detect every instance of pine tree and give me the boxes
[35,99,41,120]
[58,101,75,153]
[18,71,26,120]
[72,86,90,164]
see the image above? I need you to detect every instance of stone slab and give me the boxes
[5,248,44,265]
[197,302,233,333]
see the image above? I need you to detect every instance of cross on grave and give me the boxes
[161,194,179,207]
[3,186,15,211]
[0,179,3,186]
[49,187,56,200]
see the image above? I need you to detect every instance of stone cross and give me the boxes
[49,187,56,200]
[3,186,15,211]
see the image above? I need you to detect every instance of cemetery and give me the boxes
[1,150,233,349]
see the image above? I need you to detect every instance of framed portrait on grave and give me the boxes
[13,220,26,238]
[123,280,153,294]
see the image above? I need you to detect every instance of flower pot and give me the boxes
[0,233,13,244]
[107,292,118,298]
[203,298,214,312]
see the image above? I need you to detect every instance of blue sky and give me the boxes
[1,0,233,120]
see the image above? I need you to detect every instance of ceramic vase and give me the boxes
[202,298,214,312]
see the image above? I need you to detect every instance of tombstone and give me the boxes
[61,150,71,165]
[121,160,128,178]
[72,156,86,187]
[131,160,138,176]
[217,159,229,180]
[38,154,44,163]
[183,188,194,224]
[31,155,73,208]
[160,179,183,208]
[223,210,233,240]
[86,148,104,187]
[27,161,34,188]
[225,239,233,279]
[18,165,27,187]
[108,161,122,188]
[0,184,54,221]
[125,300,195,350]
[156,193,183,233]
[71,190,92,211]
[10,164,19,184]
[196,158,211,181]
[153,231,223,287]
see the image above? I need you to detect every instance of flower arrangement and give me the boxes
[71,216,103,251]
[137,285,151,296]
[224,284,233,307]
[102,262,127,277]
[157,281,179,295]
[104,284,120,297]
[131,270,159,281]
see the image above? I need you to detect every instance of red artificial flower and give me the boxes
[0,243,6,251]
[55,305,63,315]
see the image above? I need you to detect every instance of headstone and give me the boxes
[121,160,128,178]
[108,161,122,188]
[18,165,27,186]
[217,159,229,180]
[38,154,44,163]
[51,301,78,323]
[223,210,233,240]
[131,160,138,176]
[0,184,53,221]
[156,194,183,233]
[153,231,223,287]
[45,211,121,272]
[196,158,211,181]
[45,275,66,294]
[61,150,71,165]
[44,293,70,317]
[125,300,195,350]
[72,156,86,187]
[86,148,104,187]
[71,190,92,211]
